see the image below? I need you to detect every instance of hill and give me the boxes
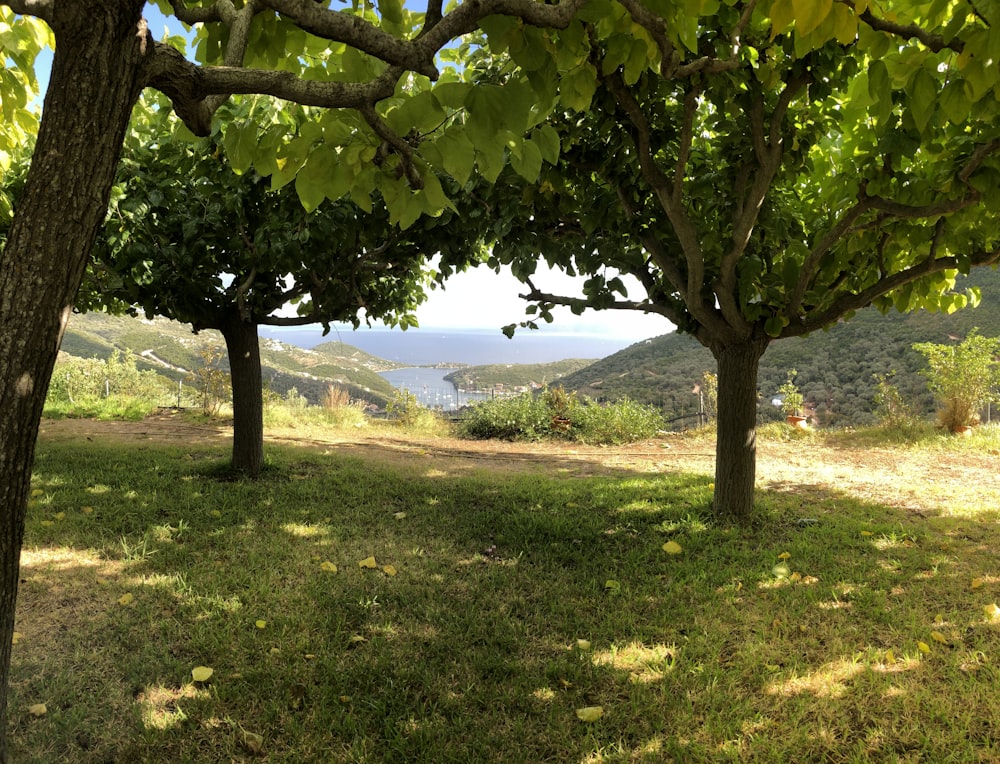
[444,359,595,393]
[61,313,402,407]
[557,268,1000,427]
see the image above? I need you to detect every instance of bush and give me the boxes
[913,329,1000,430]
[872,372,917,429]
[460,388,664,444]
[386,390,449,435]
[571,397,664,444]
[460,392,553,441]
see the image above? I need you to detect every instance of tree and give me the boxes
[85,102,483,476]
[472,1,1000,521]
[0,0,587,755]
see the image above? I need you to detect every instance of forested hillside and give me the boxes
[62,313,401,407]
[559,269,1000,427]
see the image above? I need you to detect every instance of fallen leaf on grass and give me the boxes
[358,556,377,569]
[30,489,43,498]
[319,561,338,573]
[930,631,949,645]
[393,512,407,520]
[255,620,267,629]
[604,579,621,593]
[917,641,931,654]
[27,703,46,717]
[771,563,790,579]
[860,530,873,537]
[885,649,895,664]
[662,541,682,555]
[12,632,22,645]
[575,706,604,722]
[117,593,134,606]
[778,551,791,560]
[53,512,65,521]
[382,565,397,577]
[971,578,985,590]
[81,506,94,515]
[348,635,367,645]
[191,666,214,683]
[338,695,352,704]
[243,731,264,754]
[576,639,591,651]
[983,603,1000,621]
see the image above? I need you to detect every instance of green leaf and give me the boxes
[907,68,938,134]
[939,80,970,125]
[531,124,561,165]
[769,0,795,38]
[510,139,543,182]
[295,146,337,212]
[792,0,833,37]
[436,129,476,186]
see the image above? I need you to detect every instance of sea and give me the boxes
[258,325,658,411]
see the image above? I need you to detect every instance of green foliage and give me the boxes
[873,372,918,429]
[461,388,663,444]
[460,392,554,441]
[777,370,804,417]
[570,397,664,444]
[45,350,167,420]
[913,329,1000,429]
[385,389,447,434]
[189,347,231,417]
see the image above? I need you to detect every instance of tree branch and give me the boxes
[859,8,962,54]
[672,85,698,204]
[791,244,1000,336]
[518,283,678,322]
[261,0,440,79]
[3,0,53,21]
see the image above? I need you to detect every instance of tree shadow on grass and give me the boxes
[10,437,1000,762]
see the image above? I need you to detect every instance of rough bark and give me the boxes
[219,315,265,477]
[711,337,770,523]
[0,2,145,758]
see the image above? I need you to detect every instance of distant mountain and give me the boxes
[61,312,402,406]
[557,268,1000,427]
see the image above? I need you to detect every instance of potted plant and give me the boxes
[778,370,807,428]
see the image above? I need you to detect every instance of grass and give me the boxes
[11,426,1000,762]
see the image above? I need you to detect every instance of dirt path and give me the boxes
[37,414,1000,517]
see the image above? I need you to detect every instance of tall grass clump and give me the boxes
[460,387,663,444]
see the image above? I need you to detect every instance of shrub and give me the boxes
[189,346,230,417]
[872,372,917,428]
[777,369,804,417]
[459,392,552,441]
[386,390,448,435]
[571,397,664,444]
[460,389,664,444]
[913,329,1000,430]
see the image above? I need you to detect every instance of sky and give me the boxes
[370,263,672,339]
[29,4,674,343]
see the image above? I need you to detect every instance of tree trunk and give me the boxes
[219,315,265,477]
[0,3,145,758]
[711,337,770,523]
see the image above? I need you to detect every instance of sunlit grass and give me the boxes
[10,431,1000,762]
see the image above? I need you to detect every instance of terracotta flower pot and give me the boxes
[786,415,808,429]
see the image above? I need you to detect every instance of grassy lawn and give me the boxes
[11,426,1000,762]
